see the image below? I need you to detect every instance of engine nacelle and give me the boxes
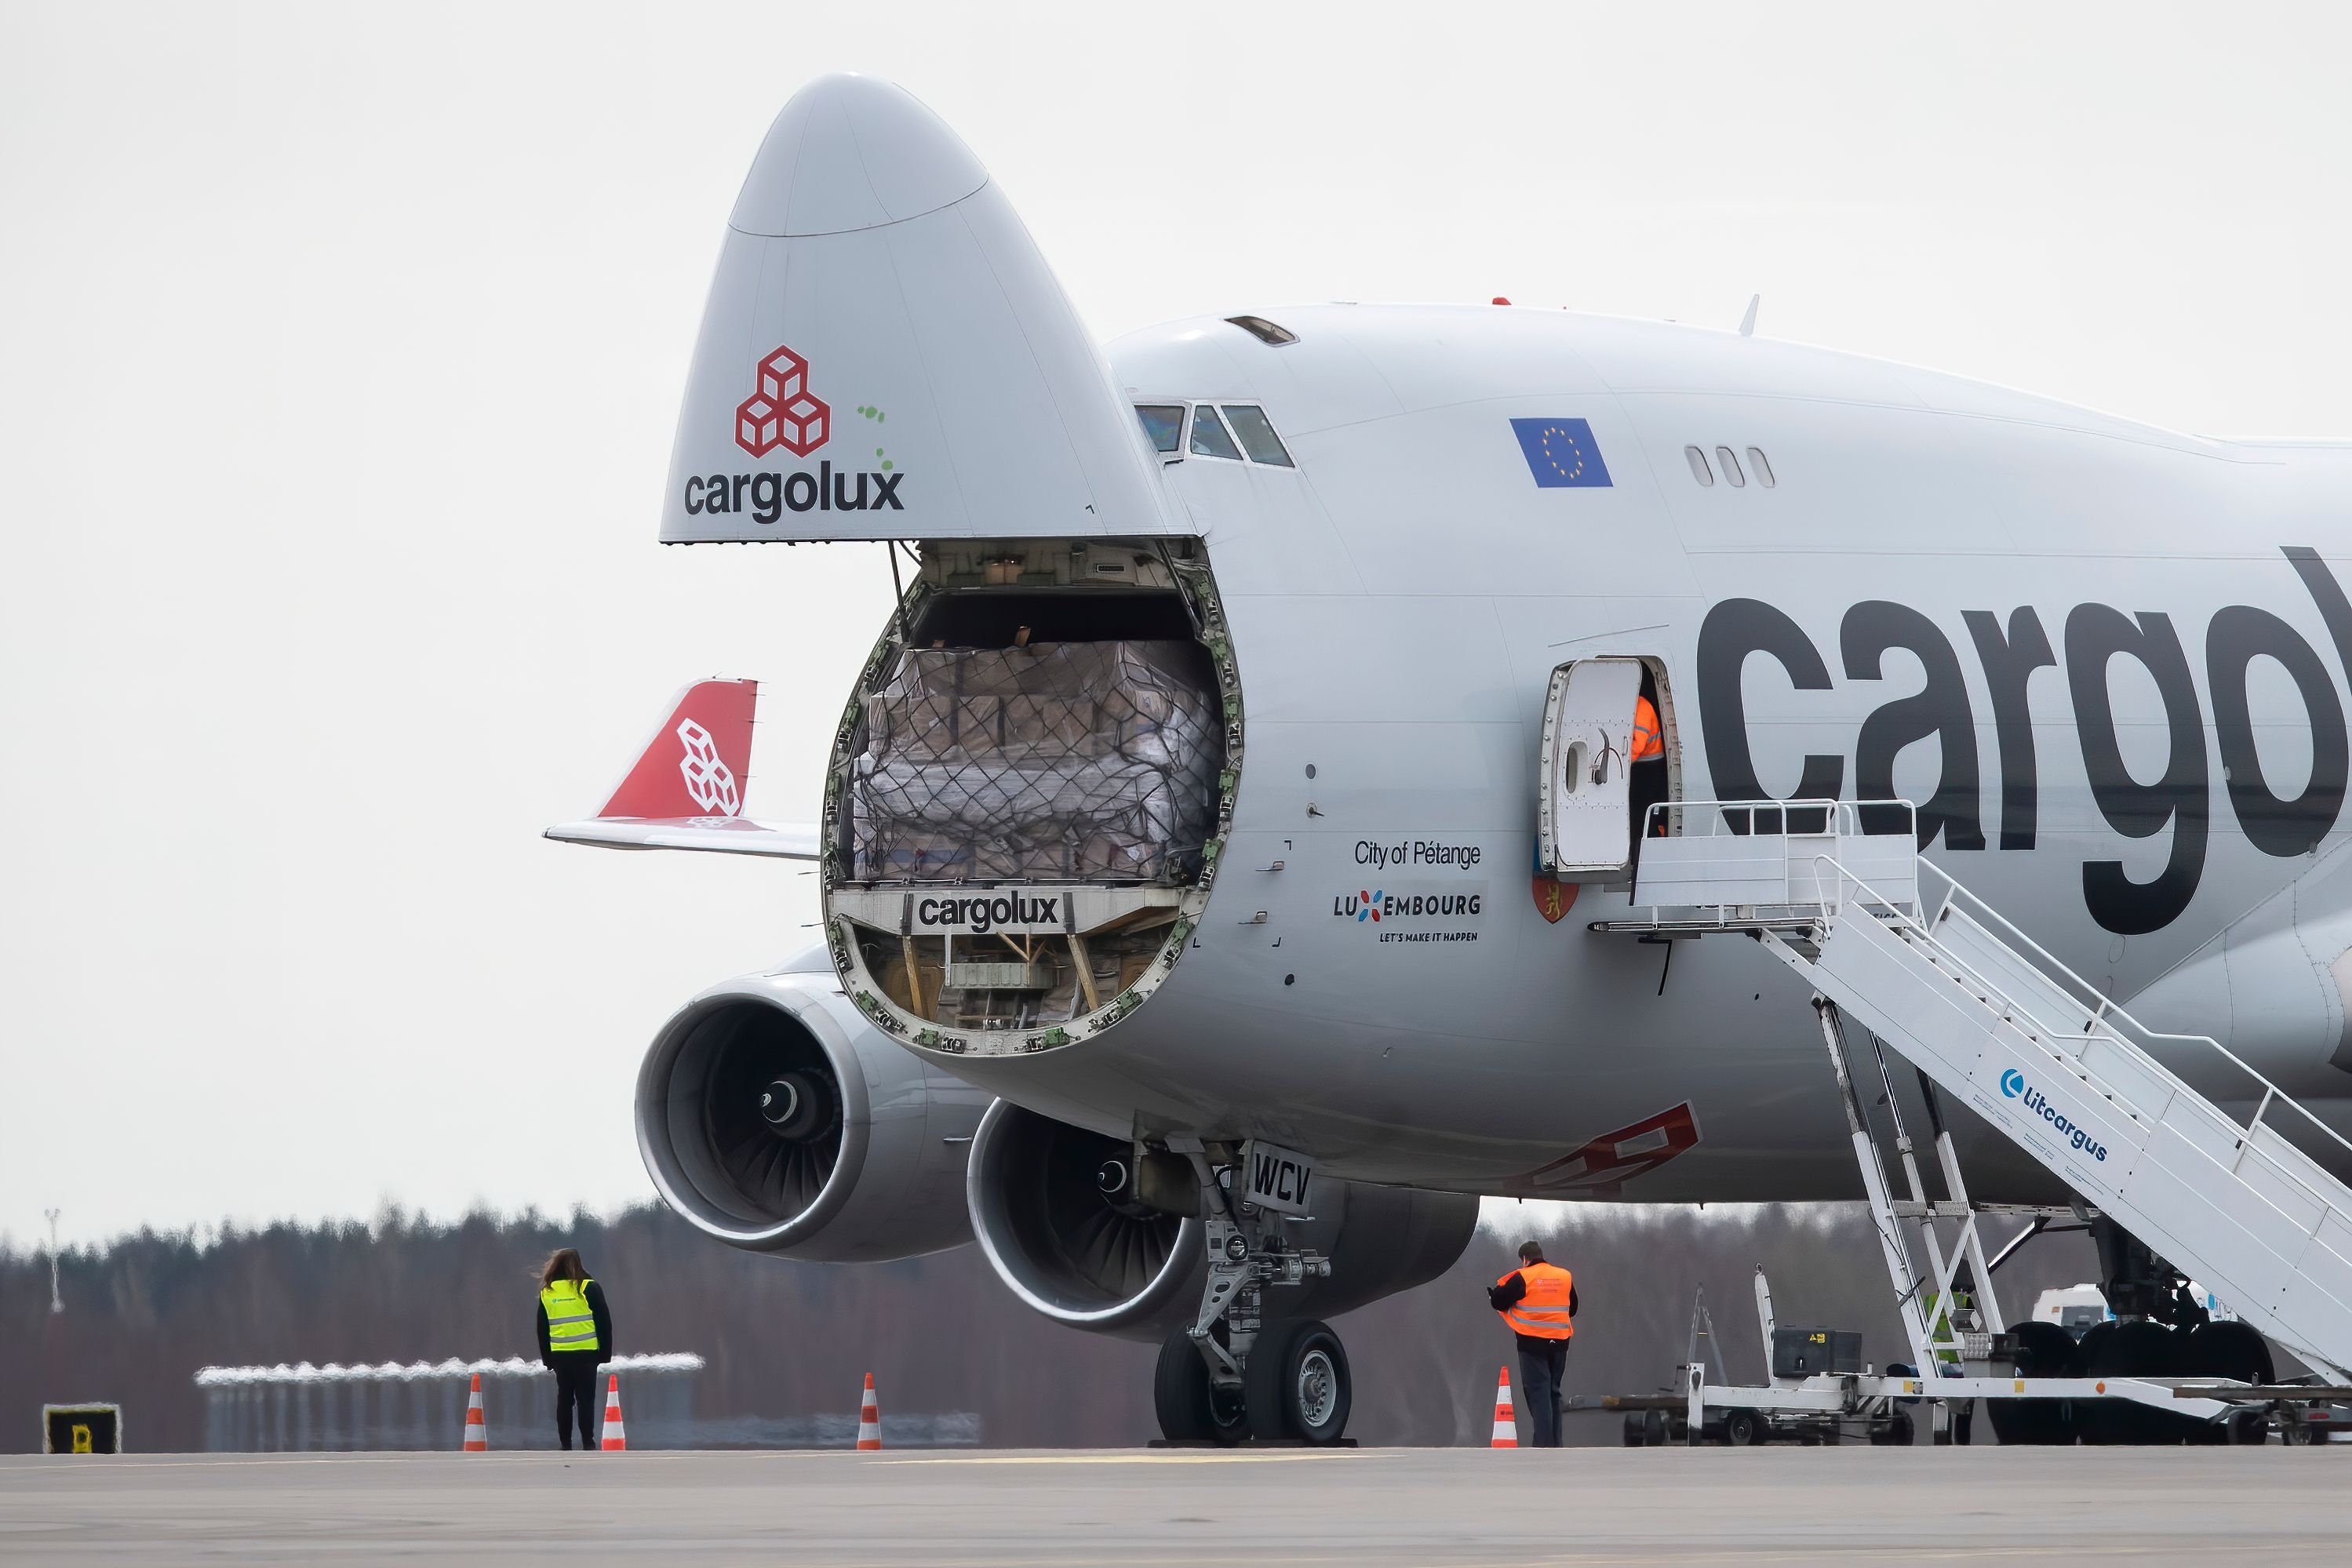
[966,1101,1480,1340]
[635,951,988,1261]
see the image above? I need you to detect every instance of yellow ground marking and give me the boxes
[872,1449,1385,1466]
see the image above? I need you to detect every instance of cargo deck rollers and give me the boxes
[1594,799,2352,1443]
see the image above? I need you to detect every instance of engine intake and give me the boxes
[966,1101,1479,1338]
[635,960,985,1261]
[966,1100,1204,1334]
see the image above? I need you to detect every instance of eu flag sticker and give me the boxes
[1511,417,1611,488]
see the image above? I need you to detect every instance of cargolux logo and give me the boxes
[676,719,741,815]
[1999,1068,2107,1162]
[916,893,1062,934]
[734,345,830,458]
[688,348,901,522]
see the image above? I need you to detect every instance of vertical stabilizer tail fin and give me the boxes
[598,678,758,820]
[547,678,818,858]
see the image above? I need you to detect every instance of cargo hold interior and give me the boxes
[823,539,1238,1056]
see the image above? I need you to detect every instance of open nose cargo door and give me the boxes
[662,74,1181,545]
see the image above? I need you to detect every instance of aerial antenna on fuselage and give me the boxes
[1739,294,1760,337]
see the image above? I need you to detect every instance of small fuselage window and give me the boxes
[1134,405,1185,453]
[1221,405,1294,466]
[1189,405,1244,460]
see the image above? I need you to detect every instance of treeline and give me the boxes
[2,1202,2099,1450]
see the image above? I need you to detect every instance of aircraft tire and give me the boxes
[1986,1320,2080,1446]
[1154,1326,1249,1446]
[2083,1319,2200,1444]
[2182,1321,2272,1445]
[2183,1320,2273,1386]
[1153,1328,1210,1442]
[1244,1319,1353,1444]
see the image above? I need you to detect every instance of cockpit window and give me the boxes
[1134,404,1185,454]
[1188,404,1243,460]
[1226,315,1298,345]
[1221,405,1294,467]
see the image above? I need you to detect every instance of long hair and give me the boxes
[538,1247,588,1290]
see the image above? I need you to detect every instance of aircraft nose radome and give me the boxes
[730,74,989,238]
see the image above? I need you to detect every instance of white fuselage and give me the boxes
[910,303,2352,1203]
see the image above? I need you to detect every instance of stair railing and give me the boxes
[1801,849,2352,1231]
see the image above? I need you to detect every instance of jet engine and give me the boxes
[965,1100,1480,1339]
[635,952,988,1261]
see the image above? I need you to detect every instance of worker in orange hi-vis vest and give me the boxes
[1487,1240,1578,1446]
[1630,693,1669,843]
[1631,696,1663,763]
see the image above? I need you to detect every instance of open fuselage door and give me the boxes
[1538,657,1659,882]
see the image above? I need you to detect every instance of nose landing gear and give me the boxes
[1154,1138,1350,1445]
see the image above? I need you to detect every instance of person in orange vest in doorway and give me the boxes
[537,1248,614,1450]
[1632,695,1663,765]
[1488,1240,1578,1446]
[1632,693,1668,832]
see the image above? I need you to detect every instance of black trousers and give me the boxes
[552,1355,602,1450]
[1516,1340,1570,1448]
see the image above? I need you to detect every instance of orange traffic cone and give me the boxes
[1490,1366,1518,1448]
[462,1373,488,1452]
[600,1373,628,1451]
[856,1372,881,1450]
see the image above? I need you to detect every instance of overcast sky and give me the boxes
[3,2,2348,1250]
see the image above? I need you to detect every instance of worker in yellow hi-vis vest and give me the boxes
[536,1248,614,1450]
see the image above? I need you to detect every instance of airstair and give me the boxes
[1604,799,2352,1395]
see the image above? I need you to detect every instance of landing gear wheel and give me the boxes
[2083,1319,2199,1445]
[1154,1326,1248,1446]
[1724,1408,1763,1446]
[1244,1319,1353,1444]
[2183,1320,2274,1446]
[1988,1320,2080,1446]
[1206,1381,1249,1446]
[1869,1410,1914,1446]
[2183,1320,2274,1385]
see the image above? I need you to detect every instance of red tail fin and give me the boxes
[598,679,758,819]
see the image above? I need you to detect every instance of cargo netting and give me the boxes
[850,640,1222,882]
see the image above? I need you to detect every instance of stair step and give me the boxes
[1806,897,2352,1382]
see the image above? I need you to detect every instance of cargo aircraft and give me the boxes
[552,74,2352,1443]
